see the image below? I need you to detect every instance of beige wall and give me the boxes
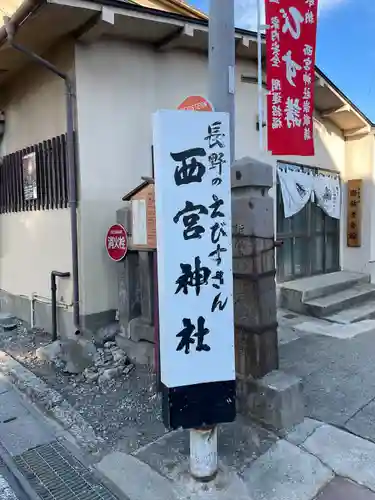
[1,41,74,153]
[1,34,372,324]
[0,210,72,301]
[75,40,352,316]
[343,134,375,277]
[0,41,74,302]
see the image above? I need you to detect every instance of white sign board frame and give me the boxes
[153,110,235,393]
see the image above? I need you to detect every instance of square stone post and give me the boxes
[231,157,304,431]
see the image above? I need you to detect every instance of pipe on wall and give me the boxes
[51,271,70,341]
[4,18,81,334]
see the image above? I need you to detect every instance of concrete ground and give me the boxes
[278,310,375,440]
[2,314,375,498]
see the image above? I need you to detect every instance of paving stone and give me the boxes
[0,391,28,423]
[304,425,375,492]
[135,417,278,477]
[345,402,375,443]
[303,369,374,426]
[279,335,341,378]
[286,418,323,446]
[280,331,375,432]
[317,477,375,500]
[97,451,178,500]
[295,320,375,339]
[0,414,55,456]
[0,376,10,395]
[243,439,333,500]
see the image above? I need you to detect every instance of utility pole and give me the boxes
[208,0,236,163]
[189,0,236,482]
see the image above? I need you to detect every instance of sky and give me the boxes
[189,0,375,123]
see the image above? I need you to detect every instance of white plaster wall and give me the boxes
[1,41,74,153]
[0,41,74,301]
[75,40,349,316]
[0,210,72,301]
[75,40,156,315]
[343,134,375,277]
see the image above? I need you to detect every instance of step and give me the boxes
[279,272,370,313]
[324,300,375,324]
[304,284,375,318]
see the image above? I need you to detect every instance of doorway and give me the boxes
[276,174,340,283]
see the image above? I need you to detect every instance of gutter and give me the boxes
[0,0,44,46]
[4,16,81,334]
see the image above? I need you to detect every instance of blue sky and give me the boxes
[189,0,374,123]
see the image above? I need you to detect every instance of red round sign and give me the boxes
[105,224,128,262]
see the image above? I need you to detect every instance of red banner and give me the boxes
[266,0,318,156]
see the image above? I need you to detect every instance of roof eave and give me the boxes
[1,0,372,132]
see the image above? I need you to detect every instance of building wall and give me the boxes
[75,39,350,317]
[0,41,74,304]
[75,40,156,317]
[343,134,375,276]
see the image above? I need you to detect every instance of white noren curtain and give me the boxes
[277,164,341,220]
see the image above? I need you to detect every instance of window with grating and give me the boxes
[0,133,71,213]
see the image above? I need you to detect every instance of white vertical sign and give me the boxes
[153,110,235,389]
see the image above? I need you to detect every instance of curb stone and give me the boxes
[0,350,103,454]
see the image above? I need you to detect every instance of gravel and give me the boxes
[0,322,167,454]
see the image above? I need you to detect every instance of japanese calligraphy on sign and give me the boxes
[105,224,128,261]
[347,179,362,248]
[266,0,318,156]
[153,110,235,393]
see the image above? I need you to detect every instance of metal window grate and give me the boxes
[0,133,73,214]
[13,442,118,500]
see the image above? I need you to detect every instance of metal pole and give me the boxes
[257,0,264,151]
[190,427,218,481]
[66,84,80,331]
[208,0,235,163]
[189,0,235,482]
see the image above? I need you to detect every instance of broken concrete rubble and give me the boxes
[39,335,134,385]
[94,322,120,347]
[36,340,61,363]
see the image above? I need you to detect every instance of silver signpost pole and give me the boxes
[188,0,236,481]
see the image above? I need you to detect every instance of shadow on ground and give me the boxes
[279,312,375,442]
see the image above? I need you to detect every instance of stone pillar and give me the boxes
[115,206,155,366]
[138,251,154,326]
[116,206,141,330]
[231,157,304,431]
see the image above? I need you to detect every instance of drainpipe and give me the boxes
[51,271,71,341]
[4,20,81,334]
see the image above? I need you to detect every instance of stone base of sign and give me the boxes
[238,370,305,432]
[115,333,155,367]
